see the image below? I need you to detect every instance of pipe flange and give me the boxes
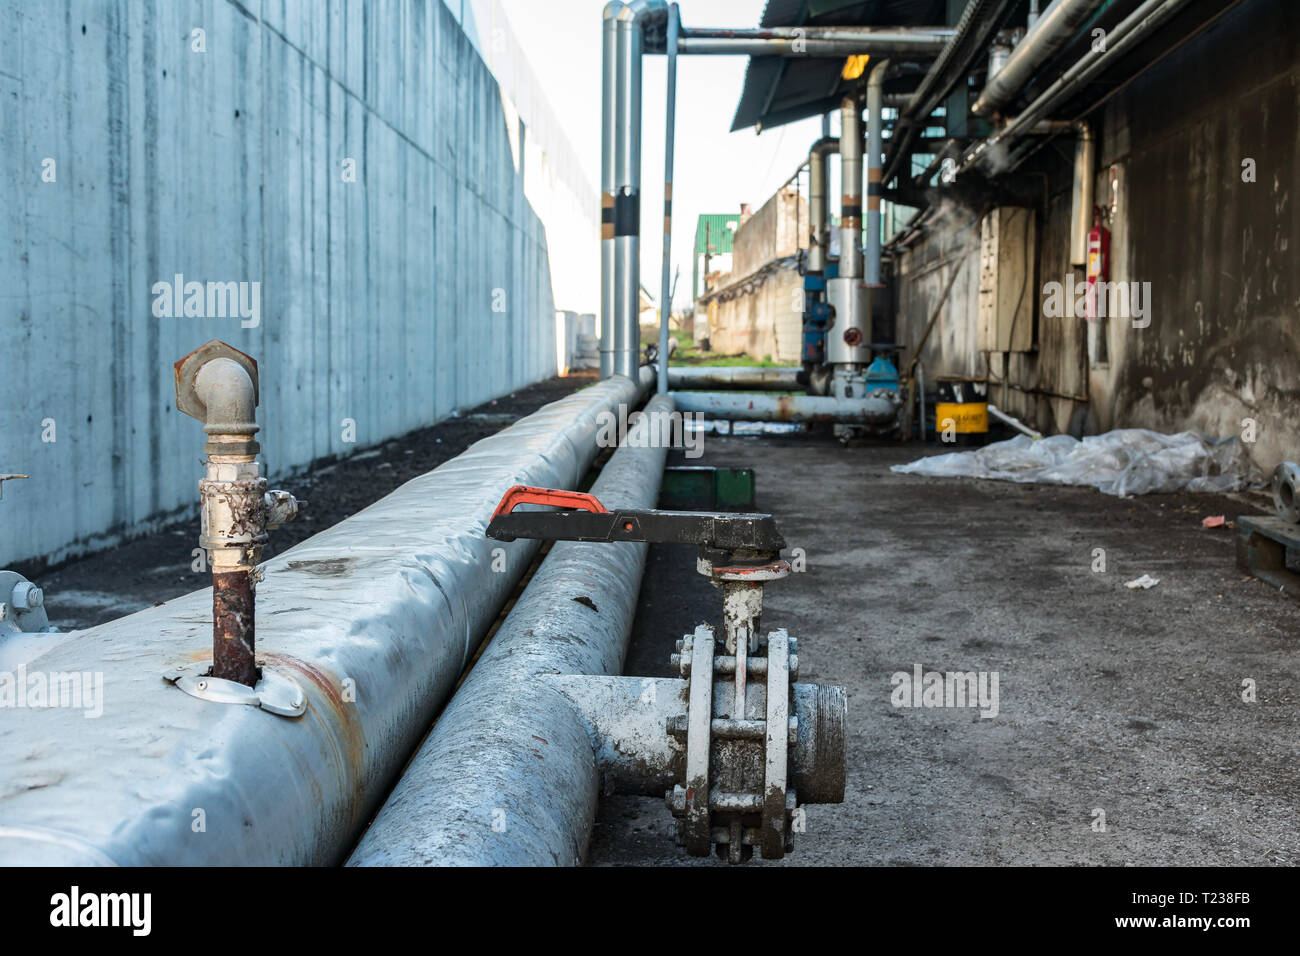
[680,624,715,856]
[164,661,306,717]
[1272,462,1300,523]
[696,556,791,582]
[760,629,791,859]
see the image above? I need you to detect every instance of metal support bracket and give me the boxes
[164,660,306,717]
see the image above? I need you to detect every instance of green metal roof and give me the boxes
[695,214,741,255]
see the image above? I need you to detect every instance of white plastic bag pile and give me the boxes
[891,429,1265,496]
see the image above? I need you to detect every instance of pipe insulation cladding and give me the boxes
[0,370,653,865]
[348,394,677,867]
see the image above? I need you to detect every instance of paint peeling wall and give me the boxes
[0,0,567,568]
[894,0,1300,463]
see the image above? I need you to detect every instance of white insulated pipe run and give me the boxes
[348,394,677,867]
[0,370,654,865]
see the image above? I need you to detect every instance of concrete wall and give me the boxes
[697,186,806,363]
[0,0,569,568]
[895,0,1300,462]
[699,263,803,363]
[732,186,806,278]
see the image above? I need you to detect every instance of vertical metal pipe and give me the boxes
[656,4,679,394]
[1069,121,1095,266]
[600,4,624,378]
[807,140,834,274]
[613,7,643,379]
[838,94,863,280]
[865,58,890,287]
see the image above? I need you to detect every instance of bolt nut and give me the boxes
[11,581,43,610]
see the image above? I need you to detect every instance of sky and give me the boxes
[492,0,827,312]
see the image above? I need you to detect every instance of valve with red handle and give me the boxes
[487,484,787,569]
[486,483,822,864]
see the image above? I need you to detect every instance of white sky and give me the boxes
[493,0,826,311]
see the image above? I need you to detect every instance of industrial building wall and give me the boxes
[0,0,566,568]
[895,0,1299,465]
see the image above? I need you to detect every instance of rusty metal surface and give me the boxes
[348,393,673,867]
[672,390,897,424]
[211,570,257,685]
[0,371,650,866]
[666,366,803,391]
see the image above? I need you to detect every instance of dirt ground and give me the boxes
[19,373,597,631]
[588,431,1300,866]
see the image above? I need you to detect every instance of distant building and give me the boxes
[693,214,741,300]
[695,188,808,363]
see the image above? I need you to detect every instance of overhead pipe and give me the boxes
[670,391,898,426]
[670,26,955,57]
[880,0,1013,187]
[668,366,803,391]
[348,395,676,867]
[972,0,1109,117]
[600,3,624,378]
[0,369,654,865]
[959,0,1198,175]
[656,3,679,395]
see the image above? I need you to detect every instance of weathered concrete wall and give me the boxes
[699,263,803,363]
[732,186,806,278]
[895,0,1300,460]
[698,186,806,363]
[0,0,566,568]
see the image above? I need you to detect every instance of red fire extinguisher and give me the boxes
[1085,206,1110,321]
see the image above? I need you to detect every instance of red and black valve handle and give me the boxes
[487,484,786,563]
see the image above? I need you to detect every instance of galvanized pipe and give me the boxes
[0,370,653,865]
[656,3,679,395]
[838,94,863,281]
[667,366,803,391]
[613,5,645,379]
[864,59,890,287]
[348,394,677,867]
[600,3,624,378]
[972,0,1108,117]
[807,137,838,274]
[671,391,898,425]
[672,27,954,57]
[959,0,1197,175]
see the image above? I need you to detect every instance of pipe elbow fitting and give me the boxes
[194,357,259,438]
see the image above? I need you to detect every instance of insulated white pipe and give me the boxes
[0,371,654,865]
[349,394,676,867]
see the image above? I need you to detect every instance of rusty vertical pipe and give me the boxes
[176,341,304,688]
[212,570,257,684]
